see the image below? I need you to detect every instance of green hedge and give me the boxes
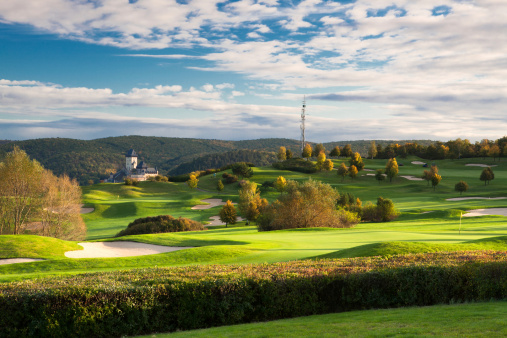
[1,251,507,337]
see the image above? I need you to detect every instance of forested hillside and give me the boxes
[0,136,434,185]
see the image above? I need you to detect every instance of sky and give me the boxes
[1,0,507,142]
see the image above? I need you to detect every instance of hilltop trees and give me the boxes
[385,158,399,182]
[342,144,353,157]
[0,147,85,239]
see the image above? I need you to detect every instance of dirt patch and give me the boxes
[411,161,426,165]
[0,258,44,265]
[465,164,498,168]
[463,208,507,217]
[65,242,193,258]
[191,198,227,210]
[446,197,507,201]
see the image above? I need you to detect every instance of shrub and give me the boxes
[115,215,203,237]
[272,158,317,174]
[377,197,398,222]
[222,172,238,184]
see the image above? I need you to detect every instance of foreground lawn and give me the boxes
[140,301,507,337]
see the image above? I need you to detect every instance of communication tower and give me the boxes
[300,96,306,153]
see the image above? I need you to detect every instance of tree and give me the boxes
[349,165,358,180]
[186,174,198,189]
[329,146,340,157]
[375,169,385,183]
[219,200,237,227]
[376,197,398,222]
[488,144,500,161]
[217,179,224,192]
[385,158,399,182]
[368,141,378,159]
[0,147,85,239]
[337,163,348,182]
[302,143,313,160]
[455,181,469,195]
[231,162,253,178]
[422,165,438,186]
[316,151,326,170]
[257,179,358,231]
[342,144,353,157]
[286,148,293,159]
[349,152,365,171]
[277,146,287,161]
[314,143,326,156]
[322,159,334,171]
[275,176,287,193]
[480,167,494,185]
[431,174,442,190]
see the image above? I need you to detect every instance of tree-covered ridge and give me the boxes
[169,150,277,176]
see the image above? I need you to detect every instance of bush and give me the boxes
[1,252,507,337]
[272,158,317,174]
[115,215,203,237]
[222,172,238,184]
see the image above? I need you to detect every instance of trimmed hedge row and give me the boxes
[1,251,507,337]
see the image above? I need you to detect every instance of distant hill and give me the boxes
[0,140,11,145]
[0,136,434,185]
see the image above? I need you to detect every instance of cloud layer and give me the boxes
[1,1,507,141]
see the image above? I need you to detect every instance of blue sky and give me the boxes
[1,0,507,142]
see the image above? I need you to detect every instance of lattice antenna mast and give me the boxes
[300,96,306,153]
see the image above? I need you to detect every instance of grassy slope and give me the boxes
[138,301,507,337]
[0,235,81,259]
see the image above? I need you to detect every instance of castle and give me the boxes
[107,149,158,183]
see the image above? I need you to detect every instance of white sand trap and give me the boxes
[400,175,424,181]
[420,211,434,214]
[65,241,192,258]
[446,197,507,201]
[465,164,497,168]
[366,173,386,177]
[411,161,426,165]
[81,206,94,214]
[191,198,226,210]
[363,169,375,172]
[463,208,507,217]
[0,258,44,265]
[206,215,245,226]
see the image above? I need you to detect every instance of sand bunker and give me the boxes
[446,197,507,201]
[191,198,226,210]
[363,168,375,172]
[65,241,193,258]
[400,175,424,181]
[465,164,497,168]
[411,161,426,165]
[0,258,44,265]
[206,215,245,226]
[463,208,507,217]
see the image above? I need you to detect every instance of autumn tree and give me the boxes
[277,146,287,161]
[0,147,85,239]
[219,200,237,227]
[349,165,358,180]
[488,144,500,161]
[239,181,259,216]
[314,143,326,156]
[342,144,353,157]
[385,158,399,182]
[302,143,313,160]
[431,174,442,190]
[337,163,348,182]
[375,169,385,183]
[349,152,365,171]
[217,179,224,192]
[286,148,293,159]
[322,159,334,171]
[275,176,287,193]
[422,165,439,186]
[316,151,326,170]
[455,181,469,195]
[480,167,494,185]
[368,141,378,159]
[187,174,198,189]
[329,146,340,157]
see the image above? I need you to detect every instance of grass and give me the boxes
[0,235,81,259]
[136,301,507,337]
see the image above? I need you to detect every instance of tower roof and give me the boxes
[126,149,137,157]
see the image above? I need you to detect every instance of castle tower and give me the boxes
[125,149,138,172]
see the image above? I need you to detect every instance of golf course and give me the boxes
[1,155,507,336]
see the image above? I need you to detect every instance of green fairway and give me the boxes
[137,301,507,337]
